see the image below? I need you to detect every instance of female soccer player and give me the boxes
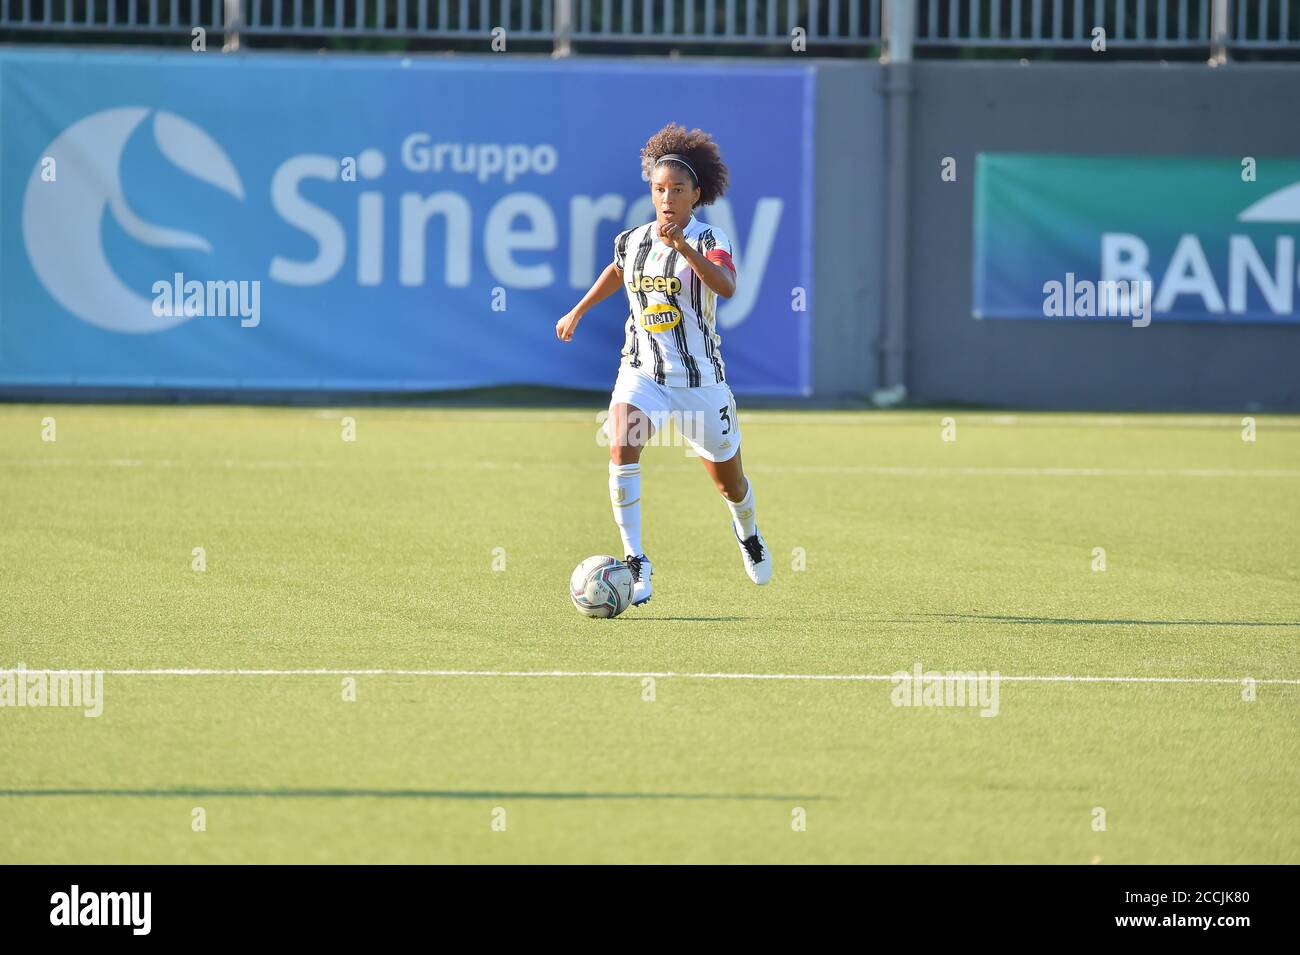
[555,122,771,606]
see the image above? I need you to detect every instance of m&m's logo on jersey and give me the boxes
[628,274,682,295]
[640,303,681,332]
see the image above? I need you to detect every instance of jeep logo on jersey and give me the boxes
[640,303,682,332]
[628,274,683,295]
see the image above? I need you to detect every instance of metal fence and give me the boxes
[227,1,887,50]
[917,1,1298,51]
[920,0,1215,47]
[0,1,883,44]
[0,1,1296,54]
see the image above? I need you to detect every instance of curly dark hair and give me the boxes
[640,123,730,207]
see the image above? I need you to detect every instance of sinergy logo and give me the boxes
[50,885,151,935]
[22,108,247,334]
[22,109,783,335]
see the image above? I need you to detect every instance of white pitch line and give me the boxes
[753,465,1300,478]
[5,408,1298,429]
[19,668,1300,685]
[5,459,1299,478]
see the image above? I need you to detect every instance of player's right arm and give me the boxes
[558,229,634,342]
[555,261,624,342]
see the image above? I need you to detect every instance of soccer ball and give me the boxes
[569,555,634,618]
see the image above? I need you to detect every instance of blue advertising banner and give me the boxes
[1,51,814,394]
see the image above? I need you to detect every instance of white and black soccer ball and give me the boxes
[569,555,634,618]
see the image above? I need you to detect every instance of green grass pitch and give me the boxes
[1,403,1297,864]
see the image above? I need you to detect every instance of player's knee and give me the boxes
[717,476,745,501]
[610,442,642,466]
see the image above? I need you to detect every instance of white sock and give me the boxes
[609,462,643,557]
[726,480,758,538]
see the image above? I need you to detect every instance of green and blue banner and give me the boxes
[1,51,814,394]
[974,153,1300,325]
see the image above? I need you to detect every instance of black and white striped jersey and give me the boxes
[612,216,736,388]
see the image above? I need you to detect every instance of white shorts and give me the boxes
[608,366,741,463]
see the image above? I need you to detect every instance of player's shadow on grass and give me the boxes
[924,612,1300,628]
[0,787,822,802]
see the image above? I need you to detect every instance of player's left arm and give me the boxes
[659,222,736,299]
